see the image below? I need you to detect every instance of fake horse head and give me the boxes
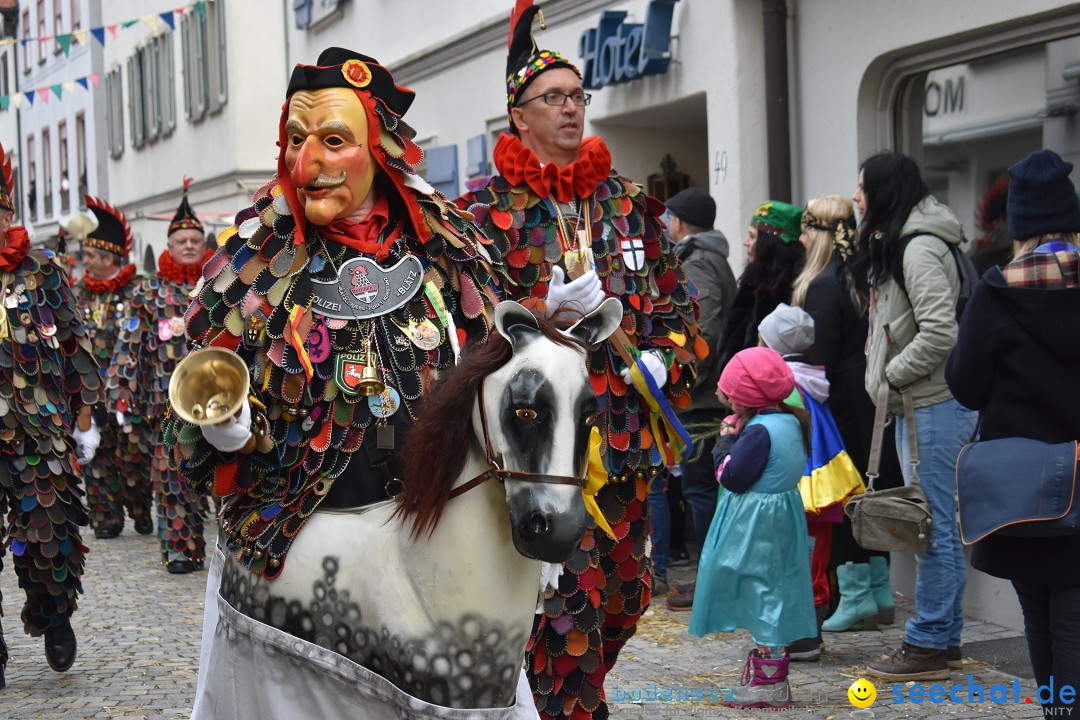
[397,297,622,563]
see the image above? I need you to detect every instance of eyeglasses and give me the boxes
[517,91,592,108]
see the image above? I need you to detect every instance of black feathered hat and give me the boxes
[85,195,133,258]
[506,1,581,127]
[169,177,204,236]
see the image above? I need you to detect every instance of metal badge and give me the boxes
[333,351,369,397]
[310,255,424,320]
[407,318,441,351]
[367,387,401,418]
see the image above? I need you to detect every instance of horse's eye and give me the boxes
[516,408,538,421]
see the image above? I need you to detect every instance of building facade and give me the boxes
[286,0,1080,630]
[101,0,286,262]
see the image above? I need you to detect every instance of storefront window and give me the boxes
[894,37,1080,271]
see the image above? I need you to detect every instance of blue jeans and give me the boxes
[678,409,723,544]
[894,397,977,650]
[648,472,670,577]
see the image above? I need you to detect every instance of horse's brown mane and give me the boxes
[395,310,589,540]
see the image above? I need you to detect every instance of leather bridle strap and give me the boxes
[449,380,586,500]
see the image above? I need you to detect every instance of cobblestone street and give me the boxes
[0,525,1043,720]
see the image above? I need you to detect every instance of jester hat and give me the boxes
[279,47,428,245]
[505,0,582,129]
[169,177,204,236]
[0,140,15,214]
[85,195,133,259]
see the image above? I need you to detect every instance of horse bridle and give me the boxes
[448,379,588,499]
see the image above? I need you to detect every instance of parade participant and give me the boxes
[459,4,702,717]
[162,48,522,716]
[113,180,214,574]
[74,196,154,540]
[0,141,101,682]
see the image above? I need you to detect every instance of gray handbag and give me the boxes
[844,384,933,554]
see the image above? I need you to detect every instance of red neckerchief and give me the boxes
[492,133,613,203]
[0,226,31,272]
[83,263,136,295]
[158,247,213,285]
[319,193,399,260]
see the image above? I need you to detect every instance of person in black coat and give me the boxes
[946,149,1080,720]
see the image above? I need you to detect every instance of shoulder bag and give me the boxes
[844,383,933,554]
[955,425,1080,544]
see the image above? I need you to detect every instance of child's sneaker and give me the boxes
[725,649,792,709]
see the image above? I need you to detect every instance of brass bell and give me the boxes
[169,347,251,426]
[357,348,384,397]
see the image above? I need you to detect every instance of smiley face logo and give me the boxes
[848,678,877,708]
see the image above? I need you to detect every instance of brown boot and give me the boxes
[666,591,694,611]
[867,642,948,681]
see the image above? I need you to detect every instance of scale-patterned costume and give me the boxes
[0,175,99,639]
[162,50,498,585]
[112,187,214,570]
[457,6,702,717]
[73,197,154,536]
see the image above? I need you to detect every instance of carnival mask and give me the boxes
[284,88,377,227]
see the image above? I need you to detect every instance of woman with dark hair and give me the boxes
[947,149,1080,720]
[857,152,976,682]
[714,201,806,373]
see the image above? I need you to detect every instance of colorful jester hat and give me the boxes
[85,195,133,259]
[280,47,428,245]
[751,200,803,244]
[169,177,204,236]
[506,0,582,131]
[0,140,15,213]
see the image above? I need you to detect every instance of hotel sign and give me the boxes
[578,0,680,89]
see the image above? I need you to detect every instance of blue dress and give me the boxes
[688,412,817,647]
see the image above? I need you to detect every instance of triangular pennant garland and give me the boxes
[56,33,71,55]
[90,27,105,46]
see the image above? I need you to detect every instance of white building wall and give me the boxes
[17,0,99,242]
[102,0,286,260]
[0,21,21,215]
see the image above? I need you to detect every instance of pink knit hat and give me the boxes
[718,347,795,408]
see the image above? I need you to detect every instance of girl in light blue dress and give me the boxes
[688,347,816,710]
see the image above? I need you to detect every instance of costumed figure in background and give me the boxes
[162,49,591,719]
[113,181,214,573]
[0,141,101,684]
[73,197,154,540]
[458,4,702,718]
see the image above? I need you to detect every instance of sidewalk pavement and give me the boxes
[0,525,1042,719]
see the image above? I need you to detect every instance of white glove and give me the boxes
[545,266,606,316]
[620,350,668,390]
[200,399,253,453]
[73,420,101,464]
[115,410,126,427]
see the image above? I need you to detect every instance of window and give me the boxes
[76,113,87,205]
[424,145,459,197]
[127,32,176,148]
[70,0,81,31]
[294,0,341,30]
[182,0,227,122]
[27,135,36,222]
[53,0,62,55]
[59,121,69,213]
[42,127,52,217]
[106,67,124,158]
[0,54,9,98]
[893,36,1080,262]
[21,9,29,71]
[156,31,177,134]
[36,0,45,64]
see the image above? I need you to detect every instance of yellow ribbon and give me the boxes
[584,427,616,539]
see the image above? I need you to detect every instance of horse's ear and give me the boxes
[567,297,622,346]
[495,300,542,349]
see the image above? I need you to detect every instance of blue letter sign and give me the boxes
[578,0,680,89]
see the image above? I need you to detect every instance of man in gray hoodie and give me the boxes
[663,188,737,607]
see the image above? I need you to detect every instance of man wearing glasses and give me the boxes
[459,3,701,718]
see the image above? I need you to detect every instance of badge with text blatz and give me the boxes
[311,255,424,320]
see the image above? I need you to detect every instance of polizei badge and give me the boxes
[311,255,424,320]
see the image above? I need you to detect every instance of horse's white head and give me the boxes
[479,298,622,562]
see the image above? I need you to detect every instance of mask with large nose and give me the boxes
[283,87,377,226]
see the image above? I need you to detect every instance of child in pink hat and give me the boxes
[688,346,817,709]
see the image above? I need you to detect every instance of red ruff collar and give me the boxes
[492,134,612,203]
[83,263,136,295]
[0,226,31,272]
[158,248,213,285]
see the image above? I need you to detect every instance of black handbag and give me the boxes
[844,384,933,554]
[956,433,1080,544]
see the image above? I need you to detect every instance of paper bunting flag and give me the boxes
[51,84,63,100]
[142,15,160,34]
[76,77,89,90]
[160,11,175,29]
[90,27,105,46]
[0,96,8,112]
[10,93,22,109]
[56,33,71,55]
[73,29,89,47]
[89,73,101,88]
[38,88,48,104]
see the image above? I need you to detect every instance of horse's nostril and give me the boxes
[528,511,549,536]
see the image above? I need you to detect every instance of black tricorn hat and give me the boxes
[287,47,415,118]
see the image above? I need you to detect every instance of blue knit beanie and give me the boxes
[1007,150,1080,240]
